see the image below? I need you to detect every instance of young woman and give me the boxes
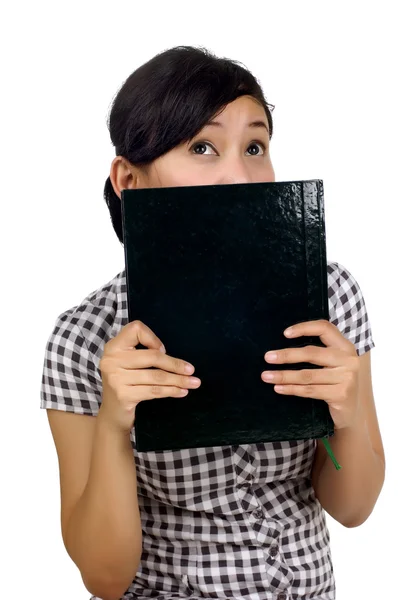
[40,45,385,600]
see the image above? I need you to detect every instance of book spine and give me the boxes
[121,192,133,324]
[302,180,333,436]
[316,180,334,436]
[316,179,328,322]
[301,182,316,436]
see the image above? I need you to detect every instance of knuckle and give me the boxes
[150,385,162,396]
[174,357,185,372]
[103,338,118,354]
[103,337,112,350]
[345,364,357,385]
[115,388,127,404]
[131,319,143,328]
[99,356,109,372]
[303,385,313,396]
[280,349,288,362]
[153,369,166,383]
[150,349,162,364]
[342,388,350,402]
[301,370,313,384]
[101,346,117,363]
[106,371,120,389]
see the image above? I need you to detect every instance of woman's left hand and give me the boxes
[261,319,361,430]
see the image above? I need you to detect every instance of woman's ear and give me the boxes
[109,156,139,199]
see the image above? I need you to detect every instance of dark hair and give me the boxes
[104,45,275,245]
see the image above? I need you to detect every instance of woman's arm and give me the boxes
[47,408,142,600]
[311,350,385,526]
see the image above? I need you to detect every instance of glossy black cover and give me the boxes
[121,180,334,452]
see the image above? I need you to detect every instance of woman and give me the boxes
[40,45,385,600]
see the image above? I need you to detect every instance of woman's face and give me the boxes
[110,95,275,195]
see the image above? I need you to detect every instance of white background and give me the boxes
[1,1,397,598]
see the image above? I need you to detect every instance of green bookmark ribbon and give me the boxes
[321,437,342,470]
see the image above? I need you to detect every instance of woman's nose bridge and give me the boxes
[219,154,251,183]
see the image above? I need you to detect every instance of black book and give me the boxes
[121,179,334,452]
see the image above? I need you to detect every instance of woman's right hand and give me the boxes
[99,320,201,434]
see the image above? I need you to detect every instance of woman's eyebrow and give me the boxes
[206,119,269,133]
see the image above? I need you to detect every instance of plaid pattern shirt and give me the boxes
[40,261,375,600]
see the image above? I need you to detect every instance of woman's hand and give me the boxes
[261,319,361,430]
[99,320,201,434]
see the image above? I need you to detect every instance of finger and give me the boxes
[265,345,344,367]
[261,367,342,385]
[284,319,354,353]
[125,384,191,402]
[112,348,195,375]
[124,368,201,389]
[109,320,166,353]
[273,383,341,401]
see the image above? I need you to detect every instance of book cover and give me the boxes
[121,179,334,452]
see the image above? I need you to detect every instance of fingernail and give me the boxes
[159,344,166,353]
[265,352,277,361]
[284,328,294,337]
[263,372,274,380]
[185,363,195,374]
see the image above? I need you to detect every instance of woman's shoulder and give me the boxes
[40,268,128,415]
[327,259,356,285]
[326,260,375,355]
[326,259,368,311]
[47,268,128,361]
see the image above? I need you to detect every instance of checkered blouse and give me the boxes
[40,261,375,600]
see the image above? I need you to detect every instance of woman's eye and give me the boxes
[190,141,266,156]
[191,142,216,155]
[246,142,265,156]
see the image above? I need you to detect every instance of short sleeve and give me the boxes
[40,311,103,416]
[328,262,375,356]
